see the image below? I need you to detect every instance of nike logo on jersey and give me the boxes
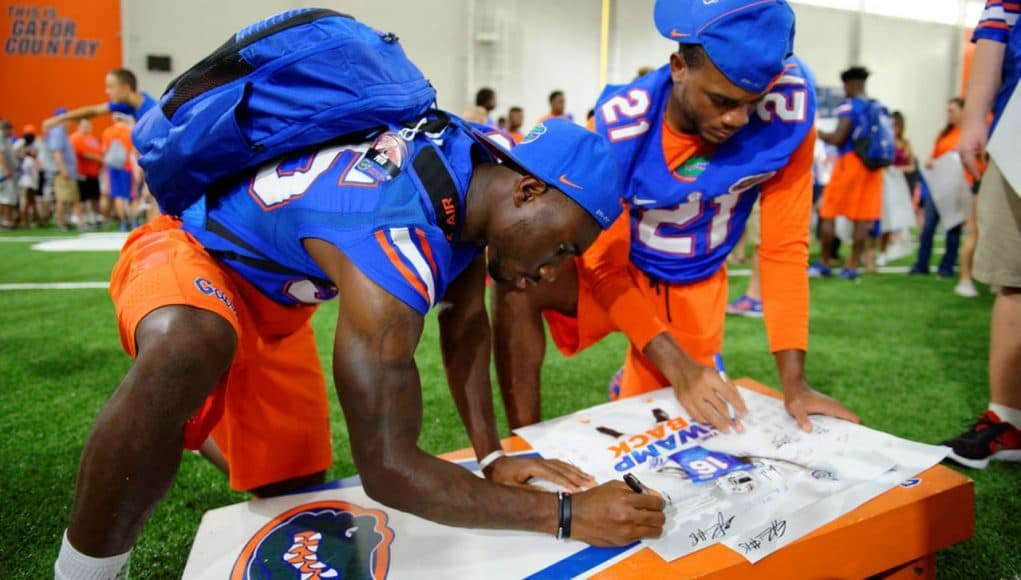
[632,197,658,206]
[559,174,583,189]
[669,29,690,38]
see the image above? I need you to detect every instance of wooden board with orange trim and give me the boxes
[184,378,972,579]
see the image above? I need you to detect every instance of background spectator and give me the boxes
[812,66,888,280]
[538,90,574,124]
[17,134,42,228]
[0,120,17,228]
[70,119,104,229]
[507,106,525,143]
[474,87,497,128]
[102,113,136,231]
[910,98,975,286]
[45,109,82,231]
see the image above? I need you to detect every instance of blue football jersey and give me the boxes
[180,123,485,315]
[594,58,816,284]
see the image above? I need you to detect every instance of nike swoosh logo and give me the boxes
[633,197,657,205]
[670,29,689,38]
[559,174,583,189]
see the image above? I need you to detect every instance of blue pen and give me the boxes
[713,353,739,426]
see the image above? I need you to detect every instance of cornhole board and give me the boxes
[183,379,973,579]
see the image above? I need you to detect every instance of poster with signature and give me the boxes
[514,385,947,563]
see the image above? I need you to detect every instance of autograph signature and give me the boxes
[738,519,788,553]
[689,511,736,547]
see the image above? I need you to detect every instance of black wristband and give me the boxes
[557,491,573,540]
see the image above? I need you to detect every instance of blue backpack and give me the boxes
[851,98,895,170]
[133,8,437,215]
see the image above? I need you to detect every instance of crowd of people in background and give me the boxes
[0,68,157,233]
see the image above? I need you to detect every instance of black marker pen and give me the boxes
[623,472,645,493]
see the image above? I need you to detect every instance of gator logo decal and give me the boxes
[673,155,710,182]
[521,123,547,144]
[230,501,395,580]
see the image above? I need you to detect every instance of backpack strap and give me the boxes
[413,145,462,243]
[204,217,336,288]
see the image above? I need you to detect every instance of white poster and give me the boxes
[880,168,916,233]
[987,84,1021,196]
[921,153,972,229]
[514,386,948,564]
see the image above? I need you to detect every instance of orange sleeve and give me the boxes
[580,209,669,351]
[758,127,815,353]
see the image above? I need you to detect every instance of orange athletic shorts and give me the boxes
[818,152,884,221]
[543,260,728,401]
[109,215,332,491]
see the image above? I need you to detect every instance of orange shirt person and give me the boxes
[927,97,986,298]
[536,90,575,124]
[493,0,859,435]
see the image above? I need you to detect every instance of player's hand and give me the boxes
[571,480,666,546]
[644,333,747,433]
[956,113,988,181]
[485,456,596,492]
[670,364,748,433]
[42,117,58,132]
[783,381,861,433]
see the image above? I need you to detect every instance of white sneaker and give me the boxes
[954,280,979,298]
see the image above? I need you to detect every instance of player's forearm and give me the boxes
[773,349,809,392]
[365,444,558,533]
[963,40,1006,124]
[337,354,557,534]
[65,103,110,123]
[643,331,701,379]
[439,306,502,458]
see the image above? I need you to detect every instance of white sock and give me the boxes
[989,403,1021,430]
[54,530,131,580]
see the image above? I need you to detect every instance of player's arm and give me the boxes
[42,103,111,131]
[305,239,664,545]
[818,116,851,147]
[759,128,860,431]
[959,39,1006,178]
[439,254,593,491]
[583,212,747,432]
[51,148,69,178]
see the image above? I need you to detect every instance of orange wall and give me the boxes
[0,1,121,135]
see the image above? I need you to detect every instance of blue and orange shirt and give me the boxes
[181,123,487,315]
[588,58,816,353]
[109,92,158,121]
[973,0,1020,128]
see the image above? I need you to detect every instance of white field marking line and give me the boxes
[0,236,72,242]
[728,265,912,277]
[0,282,109,290]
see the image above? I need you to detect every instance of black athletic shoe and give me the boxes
[941,410,1021,469]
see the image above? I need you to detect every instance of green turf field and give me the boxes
[0,227,1017,579]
